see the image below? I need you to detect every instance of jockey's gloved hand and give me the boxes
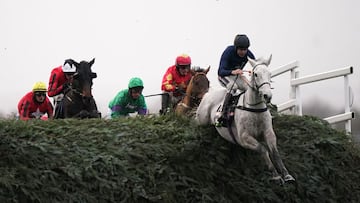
[63,83,71,94]
[174,86,185,95]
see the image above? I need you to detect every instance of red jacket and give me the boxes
[47,66,68,97]
[161,65,192,96]
[17,92,54,120]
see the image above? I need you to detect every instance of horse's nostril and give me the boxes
[264,94,272,103]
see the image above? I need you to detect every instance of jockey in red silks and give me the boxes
[47,59,76,118]
[160,54,192,114]
[17,81,54,120]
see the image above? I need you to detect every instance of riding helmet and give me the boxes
[234,34,250,49]
[32,81,47,92]
[175,54,191,66]
[62,59,77,73]
[128,77,144,89]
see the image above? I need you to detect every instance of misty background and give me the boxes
[0,0,359,136]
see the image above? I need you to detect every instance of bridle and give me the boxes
[230,63,272,109]
[188,72,209,106]
[64,72,94,104]
[248,63,272,92]
[178,72,210,109]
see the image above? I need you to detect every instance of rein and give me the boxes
[65,85,93,104]
[230,63,271,112]
[177,72,209,112]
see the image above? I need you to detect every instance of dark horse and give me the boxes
[175,66,210,116]
[62,58,101,118]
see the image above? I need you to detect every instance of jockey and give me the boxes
[17,81,54,121]
[160,54,192,114]
[108,77,147,118]
[47,59,77,118]
[216,34,256,127]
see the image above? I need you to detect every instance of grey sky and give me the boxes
[0,0,359,116]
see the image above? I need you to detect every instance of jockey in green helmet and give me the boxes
[108,77,147,118]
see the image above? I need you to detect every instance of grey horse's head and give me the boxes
[248,55,273,103]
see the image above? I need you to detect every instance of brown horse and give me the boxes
[62,58,101,118]
[175,66,210,116]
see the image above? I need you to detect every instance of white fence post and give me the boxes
[344,75,352,133]
[294,71,302,116]
[271,63,354,134]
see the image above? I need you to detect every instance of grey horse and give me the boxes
[195,55,295,183]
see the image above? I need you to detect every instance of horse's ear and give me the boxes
[190,68,196,76]
[90,58,95,66]
[73,61,80,68]
[265,54,272,66]
[248,57,256,67]
[205,66,210,74]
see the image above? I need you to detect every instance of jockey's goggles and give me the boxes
[177,65,190,70]
[130,87,143,94]
[35,92,46,97]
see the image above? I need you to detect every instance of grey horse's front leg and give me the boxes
[256,144,284,184]
[266,131,295,182]
[239,133,284,183]
[269,149,295,182]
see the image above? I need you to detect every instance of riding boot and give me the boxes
[229,94,241,115]
[160,93,170,115]
[215,92,233,127]
[54,101,64,119]
[54,102,60,119]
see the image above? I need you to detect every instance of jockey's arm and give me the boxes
[110,105,123,118]
[138,107,147,115]
[48,71,67,97]
[18,100,31,120]
[162,71,177,92]
[163,82,175,92]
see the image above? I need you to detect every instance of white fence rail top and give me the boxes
[270,62,354,134]
[291,66,353,86]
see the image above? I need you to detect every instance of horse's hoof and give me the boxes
[270,175,284,185]
[284,174,295,182]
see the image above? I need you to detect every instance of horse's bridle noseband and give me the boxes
[229,63,272,109]
[189,72,209,104]
[249,63,272,92]
[178,72,209,109]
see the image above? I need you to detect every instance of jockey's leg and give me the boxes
[54,101,64,119]
[215,76,236,127]
[53,94,65,119]
[160,92,170,115]
[216,92,232,126]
